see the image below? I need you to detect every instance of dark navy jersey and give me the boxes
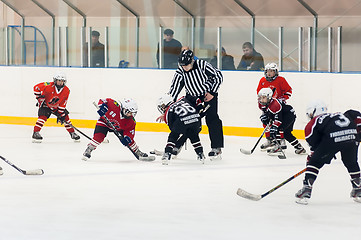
[165,98,201,131]
[305,112,358,151]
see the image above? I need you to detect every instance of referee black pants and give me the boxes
[204,96,224,149]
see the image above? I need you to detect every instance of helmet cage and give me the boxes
[258,88,273,106]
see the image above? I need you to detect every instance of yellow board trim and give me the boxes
[0,116,305,139]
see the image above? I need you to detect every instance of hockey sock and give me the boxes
[34,116,48,132]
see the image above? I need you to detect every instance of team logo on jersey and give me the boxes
[44,82,51,86]
[114,101,119,107]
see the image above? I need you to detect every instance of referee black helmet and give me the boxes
[178,50,194,66]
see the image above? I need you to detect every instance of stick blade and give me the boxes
[240,148,252,155]
[236,188,262,201]
[139,156,156,162]
[24,169,44,175]
[278,155,287,159]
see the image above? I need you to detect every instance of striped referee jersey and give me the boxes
[169,59,223,99]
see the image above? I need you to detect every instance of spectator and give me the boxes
[156,29,182,69]
[83,31,105,67]
[209,47,236,70]
[237,42,264,71]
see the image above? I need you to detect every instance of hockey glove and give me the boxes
[260,114,269,125]
[121,135,132,146]
[97,103,108,117]
[56,113,66,125]
[269,125,278,140]
[36,95,45,107]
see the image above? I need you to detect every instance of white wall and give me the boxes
[0,66,360,130]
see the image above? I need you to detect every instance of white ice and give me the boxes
[0,124,360,240]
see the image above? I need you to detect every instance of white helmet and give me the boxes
[258,88,273,105]
[306,100,327,120]
[264,62,279,82]
[53,72,67,84]
[120,98,138,117]
[157,93,174,113]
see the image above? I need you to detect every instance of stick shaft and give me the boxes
[260,168,306,198]
[68,123,92,141]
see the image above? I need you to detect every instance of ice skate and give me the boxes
[32,131,43,143]
[295,180,313,205]
[82,144,95,161]
[136,149,156,161]
[260,139,275,151]
[171,146,182,159]
[295,146,307,155]
[162,152,171,165]
[197,152,205,164]
[208,148,222,161]
[280,139,287,149]
[70,132,80,142]
[350,178,361,203]
[267,145,283,156]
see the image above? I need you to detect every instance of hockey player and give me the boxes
[157,93,205,165]
[32,72,80,143]
[82,98,152,161]
[258,88,306,156]
[295,101,361,204]
[257,63,292,151]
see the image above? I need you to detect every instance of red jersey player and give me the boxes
[256,63,292,151]
[32,72,80,143]
[82,98,153,161]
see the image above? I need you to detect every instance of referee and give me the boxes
[168,49,224,159]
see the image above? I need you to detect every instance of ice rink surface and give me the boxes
[1,124,360,240]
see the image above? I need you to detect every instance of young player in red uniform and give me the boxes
[256,63,293,151]
[258,88,306,156]
[295,101,361,204]
[32,72,80,143]
[82,98,153,161]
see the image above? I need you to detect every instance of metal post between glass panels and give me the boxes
[217,27,222,70]
[64,26,68,67]
[88,27,92,68]
[278,27,283,71]
[308,27,312,72]
[159,26,163,69]
[80,27,85,67]
[57,27,61,66]
[328,27,333,72]
[104,26,108,68]
[5,26,9,66]
[298,27,303,71]
[337,26,342,73]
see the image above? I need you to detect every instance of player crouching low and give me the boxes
[157,93,205,165]
[32,72,80,143]
[82,98,153,161]
[257,88,306,156]
[295,101,361,204]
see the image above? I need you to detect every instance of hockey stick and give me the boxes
[0,155,44,175]
[92,102,154,161]
[236,168,306,201]
[240,124,270,155]
[68,122,92,141]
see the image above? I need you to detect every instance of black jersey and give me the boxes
[305,112,358,151]
[165,98,201,132]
